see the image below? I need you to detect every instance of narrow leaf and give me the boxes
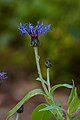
[69,98,80,114]
[6,89,45,120]
[68,86,80,114]
[50,84,72,94]
[68,81,75,106]
[39,104,64,112]
[39,104,65,120]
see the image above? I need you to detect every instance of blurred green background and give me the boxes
[0,0,80,84]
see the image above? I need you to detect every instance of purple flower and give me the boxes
[0,72,8,79]
[18,21,51,36]
[18,21,51,47]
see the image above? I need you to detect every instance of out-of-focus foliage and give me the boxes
[0,0,80,83]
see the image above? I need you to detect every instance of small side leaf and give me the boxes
[50,83,72,94]
[36,77,47,85]
[6,89,45,120]
[39,104,64,112]
[32,104,52,120]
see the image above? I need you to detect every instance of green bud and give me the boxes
[45,58,52,68]
[17,105,24,113]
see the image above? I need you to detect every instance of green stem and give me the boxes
[16,113,19,120]
[66,113,71,120]
[47,68,51,93]
[33,47,49,95]
[33,47,64,120]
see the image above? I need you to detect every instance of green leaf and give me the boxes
[6,89,45,120]
[51,108,65,120]
[38,104,65,120]
[69,98,80,114]
[32,104,52,120]
[36,77,47,85]
[68,87,80,114]
[39,104,64,112]
[68,81,75,106]
[50,83,72,94]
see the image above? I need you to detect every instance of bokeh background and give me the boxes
[0,0,80,120]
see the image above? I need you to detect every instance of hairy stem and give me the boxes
[16,113,19,120]
[47,68,51,93]
[34,47,64,120]
[34,47,48,95]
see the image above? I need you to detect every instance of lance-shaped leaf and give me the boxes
[39,104,65,120]
[68,87,80,114]
[68,80,75,106]
[6,89,45,120]
[32,104,52,120]
[50,83,72,94]
[39,104,64,112]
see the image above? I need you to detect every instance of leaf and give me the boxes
[51,108,65,120]
[50,83,72,94]
[32,104,52,120]
[36,77,47,85]
[39,104,65,120]
[6,89,45,120]
[69,98,80,114]
[39,104,64,112]
[68,87,80,114]
[68,80,75,106]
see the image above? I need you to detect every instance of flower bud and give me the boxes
[17,105,24,113]
[45,58,52,68]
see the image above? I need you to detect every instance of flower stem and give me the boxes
[47,68,51,93]
[33,47,64,120]
[33,47,48,95]
[16,113,19,120]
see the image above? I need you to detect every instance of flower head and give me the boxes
[18,21,51,36]
[18,21,51,47]
[0,72,8,79]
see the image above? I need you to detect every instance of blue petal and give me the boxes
[18,22,51,36]
[42,24,51,34]
[18,23,28,34]
[35,22,44,35]
[36,21,44,30]
[28,23,34,33]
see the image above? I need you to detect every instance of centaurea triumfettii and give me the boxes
[18,21,51,47]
